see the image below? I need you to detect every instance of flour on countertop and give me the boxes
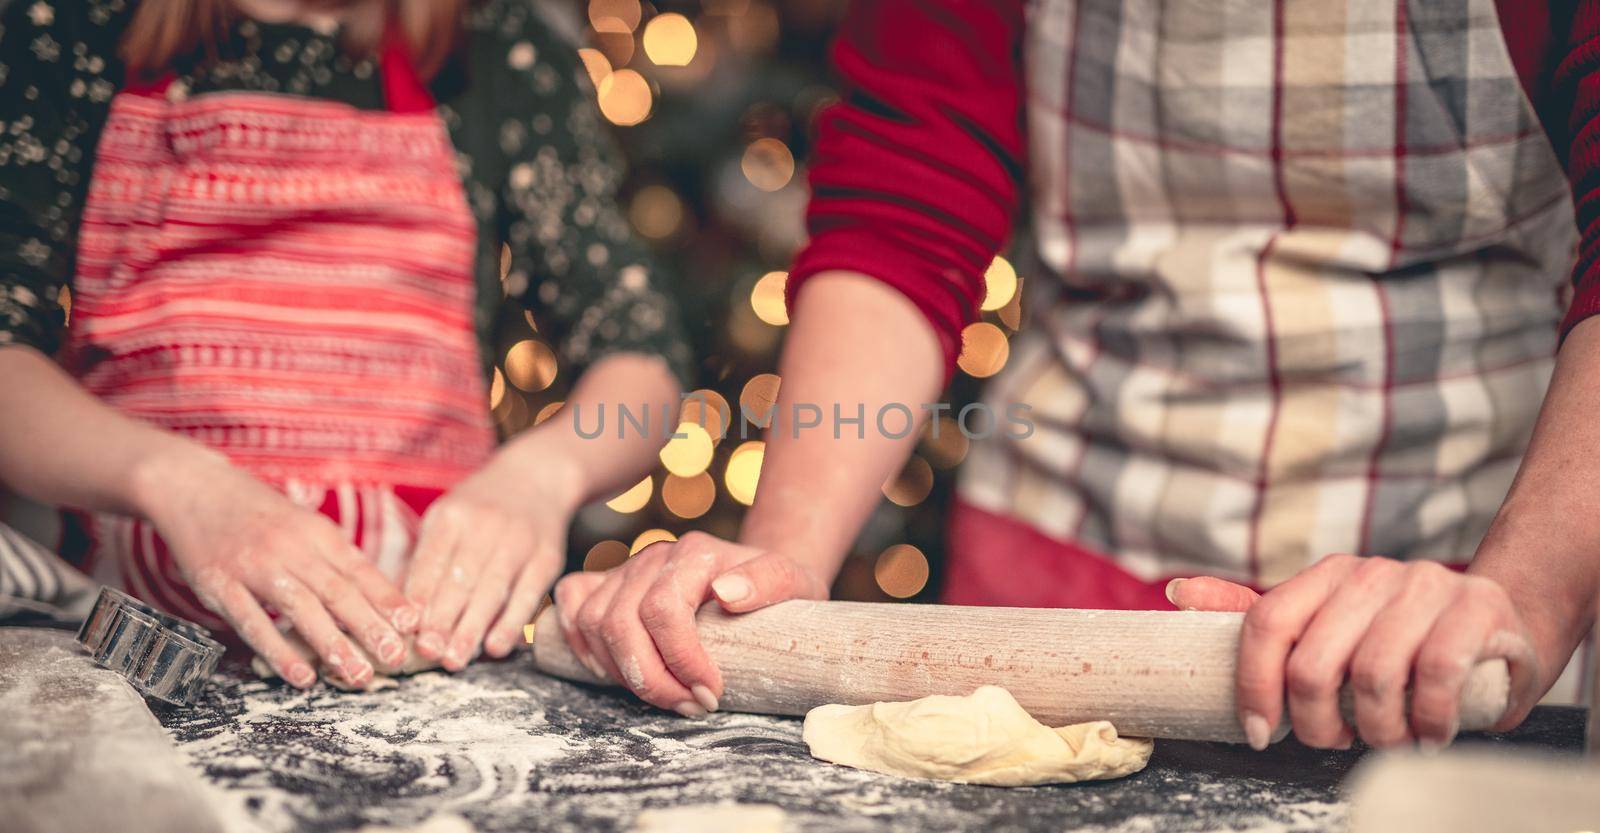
[158,658,1586,833]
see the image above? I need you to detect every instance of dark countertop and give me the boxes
[157,656,1589,833]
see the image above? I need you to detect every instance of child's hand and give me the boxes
[403,447,577,670]
[550,532,827,716]
[151,451,416,690]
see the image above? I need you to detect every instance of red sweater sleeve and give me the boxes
[787,0,1026,379]
[1559,0,1600,334]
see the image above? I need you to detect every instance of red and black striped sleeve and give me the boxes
[786,0,1026,378]
[1559,0,1600,335]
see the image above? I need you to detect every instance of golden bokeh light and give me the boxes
[740,138,795,192]
[505,339,558,392]
[577,47,612,88]
[982,255,1018,312]
[493,387,527,432]
[660,422,715,477]
[583,540,630,572]
[875,544,930,599]
[535,400,565,426]
[662,472,716,519]
[998,282,1023,330]
[882,455,934,507]
[920,416,969,469]
[724,441,765,505]
[957,322,1010,378]
[598,69,652,127]
[681,389,732,442]
[750,270,789,326]
[726,0,779,55]
[488,367,506,410]
[605,476,653,513]
[588,0,641,33]
[629,184,685,240]
[642,13,698,67]
[738,373,782,426]
[593,30,634,67]
[631,528,678,554]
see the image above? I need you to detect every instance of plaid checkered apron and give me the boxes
[959,0,1578,589]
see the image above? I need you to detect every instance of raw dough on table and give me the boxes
[250,630,440,692]
[630,803,786,833]
[803,685,1153,786]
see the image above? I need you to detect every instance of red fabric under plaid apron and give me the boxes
[949,0,1577,608]
[61,43,495,629]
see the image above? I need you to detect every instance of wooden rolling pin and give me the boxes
[530,600,1509,743]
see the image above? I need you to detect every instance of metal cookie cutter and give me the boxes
[75,586,223,706]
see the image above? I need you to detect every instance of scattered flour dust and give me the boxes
[630,803,786,833]
[172,669,580,832]
[1069,800,1346,833]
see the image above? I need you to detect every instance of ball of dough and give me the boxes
[803,685,1153,786]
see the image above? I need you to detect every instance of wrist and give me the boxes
[1470,547,1596,690]
[738,490,847,590]
[126,440,232,524]
[494,427,590,514]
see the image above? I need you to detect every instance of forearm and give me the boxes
[1470,317,1600,686]
[0,345,221,517]
[738,272,945,584]
[495,352,681,508]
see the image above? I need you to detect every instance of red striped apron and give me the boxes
[62,41,495,629]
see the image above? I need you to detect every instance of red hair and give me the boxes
[121,0,468,79]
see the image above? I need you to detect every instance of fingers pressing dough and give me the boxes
[251,630,442,692]
[803,686,1153,786]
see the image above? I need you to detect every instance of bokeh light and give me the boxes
[882,455,934,507]
[724,440,765,505]
[631,528,678,554]
[725,0,780,55]
[584,540,630,572]
[488,367,506,410]
[750,270,788,326]
[577,47,612,88]
[598,69,653,127]
[957,322,1009,378]
[874,544,930,599]
[492,388,528,433]
[920,416,969,469]
[605,476,653,513]
[982,255,1018,312]
[681,389,732,442]
[662,472,716,519]
[505,339,558,391]
[588,0,641,33]
[629,184,685,240]
[738,373,781,426]
[740,138,795,192]
[659,422,715,477]
[642,13,698,67]
[535,400,565,426]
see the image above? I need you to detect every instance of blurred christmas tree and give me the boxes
[491,0,1024,603]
